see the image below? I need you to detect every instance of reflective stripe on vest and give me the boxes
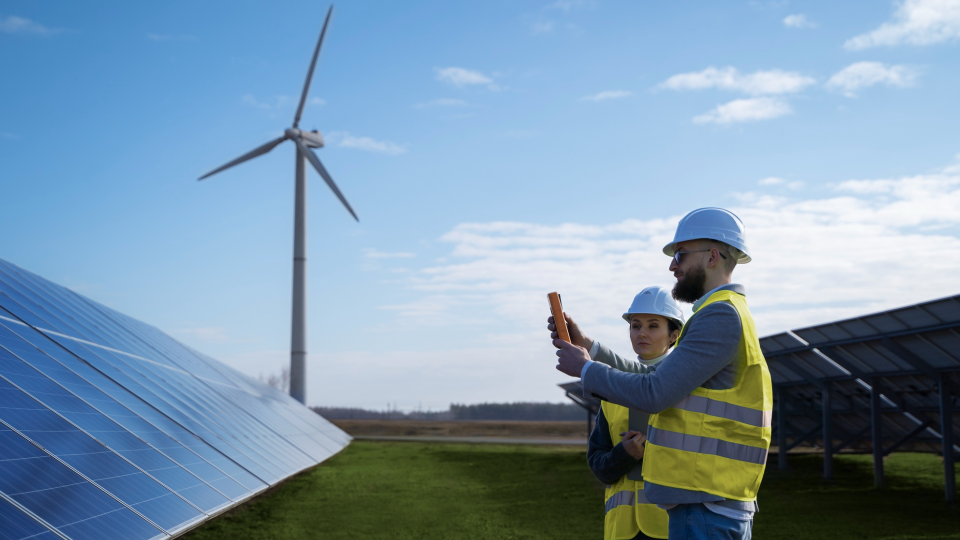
[647,426,768,465]
[671,394,772,428]
[602,401,670,540]
[642,289,772,502]
[604,489,652,514]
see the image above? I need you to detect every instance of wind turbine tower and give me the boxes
[199,5,356,404]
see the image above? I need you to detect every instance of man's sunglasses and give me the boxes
[673,248,728,266]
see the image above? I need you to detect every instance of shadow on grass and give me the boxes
[757,453,959,540]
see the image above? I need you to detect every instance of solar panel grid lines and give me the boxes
[0,334,235,513]
[0,314,264,499]
[0,492,67,540]
[0,257,349,538]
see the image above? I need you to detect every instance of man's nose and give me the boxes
[669,257,678,272]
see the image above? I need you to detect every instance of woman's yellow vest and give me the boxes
[602,401,669,540]
[641,289,772,501]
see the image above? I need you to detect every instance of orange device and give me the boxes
[548,292,571,344]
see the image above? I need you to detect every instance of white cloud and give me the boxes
[504,130,537,138]
[845,0,960,49]
[580,90,633,102]
[0,132,18,140]
[659,67,816,96]
[783,14,817,28]
[435,67,500,91]
[0,14,58,35]
[326,132,406,156]
[759,177,804,190]
[146,33,198,42]
[415,98,470,109]
[309,97,326,106]
[172,326,229,341]
[385,161,960,346]
[826,62,919,97]
[693,97,792,124]
[531,20,556,33]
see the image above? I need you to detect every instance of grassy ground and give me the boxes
[185,441,959,540]
[329,419,587,439]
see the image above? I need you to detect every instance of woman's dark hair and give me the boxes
[667,319,682,347]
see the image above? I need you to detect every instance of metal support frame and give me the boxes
[871,378,884,488]
[777,387,788,470]
[940,373,956,503]
[822,383,834,480]
[883,420,932,456]
[783,422,823,452]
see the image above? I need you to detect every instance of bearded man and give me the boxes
[551,208,772,540]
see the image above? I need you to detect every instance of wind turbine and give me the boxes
[199,5,356,405]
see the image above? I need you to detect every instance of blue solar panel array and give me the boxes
[0,258,351,539]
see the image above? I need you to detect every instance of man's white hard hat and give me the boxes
[622,286,685,328]
[662,207,751,264]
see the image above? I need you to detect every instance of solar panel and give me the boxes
[762,294,959,502]
[0,258,351,538]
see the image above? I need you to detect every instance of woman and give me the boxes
[586,286,684,540]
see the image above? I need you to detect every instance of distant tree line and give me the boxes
[312,402,585,421]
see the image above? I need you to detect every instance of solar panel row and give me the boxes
[761,294,960,501]
[0,258,351,539]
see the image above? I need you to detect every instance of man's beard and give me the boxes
[672,264,707,304]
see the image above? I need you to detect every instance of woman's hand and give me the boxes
[620,430,647,460]
[547,312,593,350]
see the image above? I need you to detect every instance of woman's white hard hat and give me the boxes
[662,207,752,264]
[622,286,685,328]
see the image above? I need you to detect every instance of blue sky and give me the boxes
[3,0,960,410]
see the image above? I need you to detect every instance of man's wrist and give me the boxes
[580,359,593,380]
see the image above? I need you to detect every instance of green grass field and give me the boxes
[185,441,959,540]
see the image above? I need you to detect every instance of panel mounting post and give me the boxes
[871,378,884,488]
[940,373,956,503]
[822,383,834,480]
[777,387,788,470]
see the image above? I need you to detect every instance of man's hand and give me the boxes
[554,338,591,377]
[547,312,592,350]
[620,430,647,460]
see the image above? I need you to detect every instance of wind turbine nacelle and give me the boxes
[286,128,325,148]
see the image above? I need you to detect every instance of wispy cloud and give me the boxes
[659,67,816,95]
[758,177,804,190]
[0,132,18,140]
[385,157,960,341]
[415,98,470,109]
[146,33,198,42]
[531,20,556,33]
[172,326,229,341]
[783,14,817,28]
[0,14,59,35]
[825,62,919,97]
[327,132,406,156]
[693,97,792,124]
[580,90,633,102]
[845,0,960,50]
[435,67,500,91]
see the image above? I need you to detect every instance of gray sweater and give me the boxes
[582,284,758,511]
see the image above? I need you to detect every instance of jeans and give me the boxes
[666,503,752,540]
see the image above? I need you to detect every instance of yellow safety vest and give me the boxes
[642,289,772,501]
[602,401,669,540]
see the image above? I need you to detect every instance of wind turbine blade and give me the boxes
[198,136,287,180]
[292,5,333,129]
[291,134,359,221]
